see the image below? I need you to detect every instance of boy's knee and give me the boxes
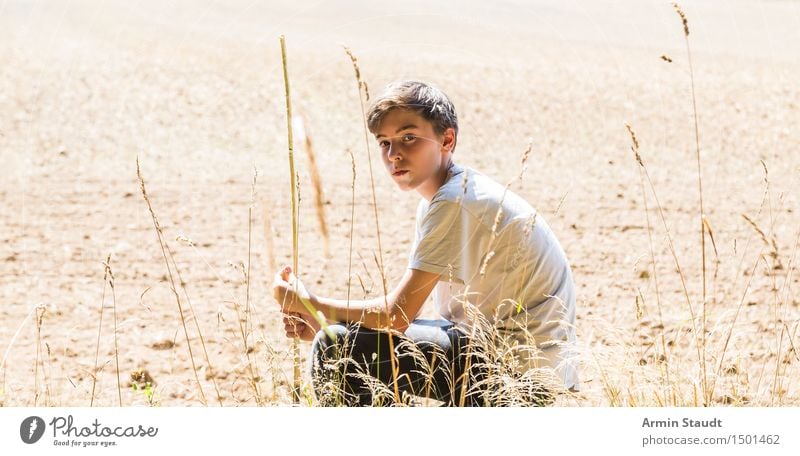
[310,324,352,365]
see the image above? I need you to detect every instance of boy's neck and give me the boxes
[417,159,456,202]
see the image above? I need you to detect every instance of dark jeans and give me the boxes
[310,319,487,406]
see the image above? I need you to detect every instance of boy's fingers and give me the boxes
[284,317,307,330]
[282,313,311,327]
[283,314,305,324]
[285,322,307,338]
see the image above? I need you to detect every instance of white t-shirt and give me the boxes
[408,162,579,390]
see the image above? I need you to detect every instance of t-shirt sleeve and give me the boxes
[408,200,466,283]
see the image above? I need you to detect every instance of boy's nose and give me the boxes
[387,144,401,160]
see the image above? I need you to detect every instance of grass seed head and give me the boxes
[672,3,689,36]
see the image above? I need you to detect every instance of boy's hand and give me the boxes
[272,265,312,315]
[283,312,317,341]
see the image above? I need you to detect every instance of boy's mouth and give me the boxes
[392,170,409,177]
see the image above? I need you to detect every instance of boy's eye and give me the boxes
[377,134,416,150]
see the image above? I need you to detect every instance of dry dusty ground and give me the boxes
[1,0,799,406]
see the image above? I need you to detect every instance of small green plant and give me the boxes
[131,382,159,407]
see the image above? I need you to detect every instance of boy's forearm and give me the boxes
[311,294,400,330]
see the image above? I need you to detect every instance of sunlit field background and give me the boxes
[1,0,799,406]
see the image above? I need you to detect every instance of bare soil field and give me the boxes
[1,0,799,406]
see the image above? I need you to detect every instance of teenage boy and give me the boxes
[273,81,578,406]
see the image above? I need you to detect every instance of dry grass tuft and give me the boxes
[310,300,567,407]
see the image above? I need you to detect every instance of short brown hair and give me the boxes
[366,81,458,146]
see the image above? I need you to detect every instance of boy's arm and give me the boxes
[274,267,440,333]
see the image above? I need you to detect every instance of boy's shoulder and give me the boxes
[417,163,535,229]
[430,163,496,203]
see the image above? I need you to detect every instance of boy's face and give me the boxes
[374,109,455,196]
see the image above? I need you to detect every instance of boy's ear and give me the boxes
[441,128,456,153]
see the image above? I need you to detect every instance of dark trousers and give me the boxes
[310,319,487,406]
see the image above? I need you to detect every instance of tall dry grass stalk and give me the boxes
[271,41,338,403]
[105,255,123,406]
[346,150,356,307]
[294,113,330,256]
[672,2,711,404]
[43,342,54,406]
[625,123,703,403]
[334,150,361,405]
[279,37,335,401]
[90,254,110,406]
[33,305,46,406]
[343,45,402,403]
[244,169,264,404]
[136,157,218,406]
[279,35,303,404]
[626,124,672,403]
